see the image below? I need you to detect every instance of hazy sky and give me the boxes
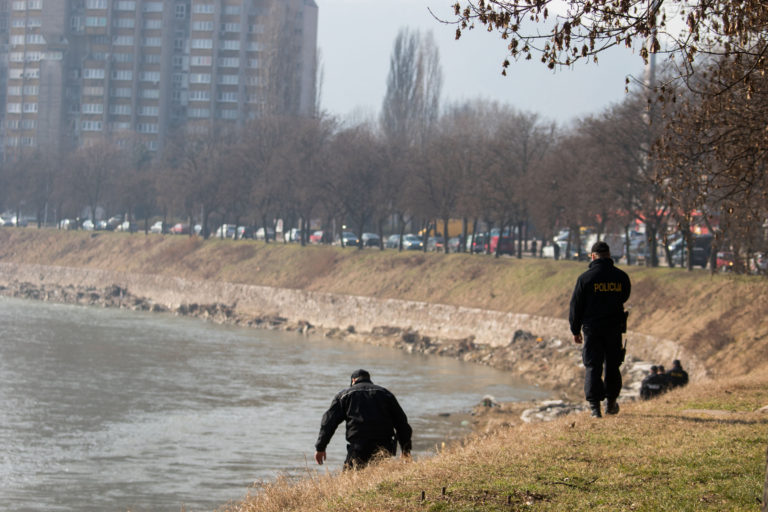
[316,0,647,125]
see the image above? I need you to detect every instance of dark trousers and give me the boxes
[582,325,623,404]
[344,439,396,470]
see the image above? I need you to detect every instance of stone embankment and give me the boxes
[0,262,702,421]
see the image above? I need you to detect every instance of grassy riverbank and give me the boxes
[0,228,766,510]
[222,373,767,512]
[0,228,766,378]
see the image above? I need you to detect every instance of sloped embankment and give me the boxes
[0,229,766,390]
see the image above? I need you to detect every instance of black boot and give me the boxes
[589,402,602,418]
[606,398,620,415]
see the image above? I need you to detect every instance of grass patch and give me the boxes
[221,373,768,512]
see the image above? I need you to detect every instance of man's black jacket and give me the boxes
[569,257,631,335]
[315,378,412,454]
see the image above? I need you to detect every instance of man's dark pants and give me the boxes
[582,325,623,404]
[344,438,396,470]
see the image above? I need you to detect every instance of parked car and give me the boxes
[309,230,324,244]
[338,231,360,247]
[466,233,488,253]
[58,218,76,230]
[361,232,381,247]
[82,219,95,231]
[254,227,276,240]
[385,234,402,249]
[488,234,514,255]
[426,236,445,252]
[105,216,123,230]
[214,224,237,239]
[401,234,423,251]
[447,236,462,253]
[149,221,164,234]
[669,235,712,268]
[716,251,736,271]
[170,223,190,235]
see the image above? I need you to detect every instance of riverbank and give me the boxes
[223,371,768,512]
[0,228,766,509]
[1,229,767,390]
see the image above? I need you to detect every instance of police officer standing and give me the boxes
[314,369,412,469]
[569,241,631,418]
[666,360,689,389]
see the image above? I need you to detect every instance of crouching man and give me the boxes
[314,369,412,470]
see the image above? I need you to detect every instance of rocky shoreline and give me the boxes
[0,276,659,427]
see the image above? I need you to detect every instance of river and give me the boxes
[0,296,547,511]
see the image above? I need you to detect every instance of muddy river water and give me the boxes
[0,296,547,511]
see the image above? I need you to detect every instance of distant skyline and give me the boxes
[316,0,646,125]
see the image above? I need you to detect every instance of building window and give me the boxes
[27,0,42,8]
[82,103,104,114]
[143,37,162,47]
[143,1,162,12]
[218,74,238,85]
[220,40,240,51]
[110,104,132,115]
[221,23,240,32]
[113,53,134,63]
[85,0,107,9]
[192,21,213,31]
[23,103,38,113]
[140,89,160,99]
[218,91,238,102]
[144,54,161,64]
[12,1,26,10]
[219,57,239,67]
[81,120,103,131]
[83,86,104,96]
[189,73,211,84]
[22,85,39,95]
[190,55,212,66]
[137,123,158,133]
[189,90,210,101]
[7,103,21,113]
[111,87,132,98]
[115,1,136,10]
[83,68,106,79]
[111,69,133,80]
[113,35,134,46]
[7,86,21,96]
[144,19,162,29]
[188,108,210,118]
[85,16,107,26]
[192,3,214,14]
[219,109,238,120]
[21,119,37,129]
[113,17,135,28]
[190,38,213,49]
[140,71,160,82]
[175,4,186,18]
[223,5,240,15]
[138,106,159,116]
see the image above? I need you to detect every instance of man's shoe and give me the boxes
[590,403,602,418]
[606,399,620,415]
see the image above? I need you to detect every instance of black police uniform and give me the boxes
[315,376,412,469]
[666,363,689,389]
[569,257,631,408]
[640,372,668,400]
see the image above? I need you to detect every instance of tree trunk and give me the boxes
[442,217,450,253]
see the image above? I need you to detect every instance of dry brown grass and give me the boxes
[219,372,768,511]
[1,228,767,380]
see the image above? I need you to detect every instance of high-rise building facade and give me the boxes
[0,0,317,159]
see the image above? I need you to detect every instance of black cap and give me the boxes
[591,241,610,255]
[350,369,370,381]
[673,359,681,367]
[650,365,658,373]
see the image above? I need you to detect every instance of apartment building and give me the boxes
[0,0,318,159]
